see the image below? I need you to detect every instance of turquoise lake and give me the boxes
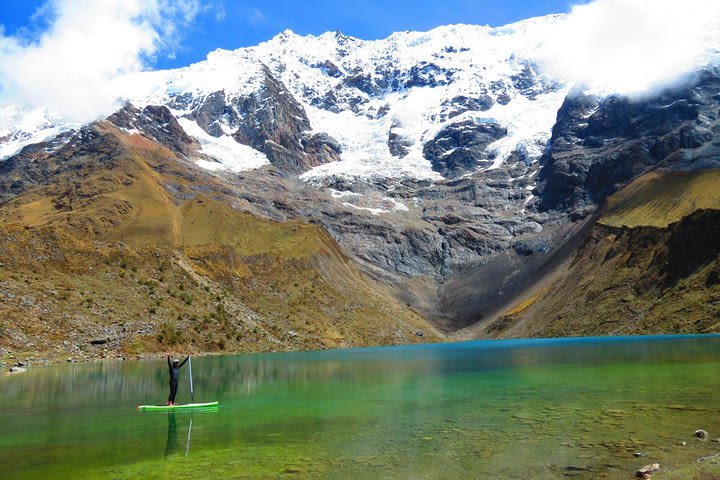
[2,335,720,479]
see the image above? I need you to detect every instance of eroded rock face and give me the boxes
[181,90,233,137]
[442,95,494,119]
[172,67,342,175]
[423,120,507,177]
[302,133,343,165]
[231,67,316,173]
[388,120,414,158]
[0,125,125,204]
[107,103,198,157]
[538,68,720,212]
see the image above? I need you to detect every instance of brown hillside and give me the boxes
[0,124,440,364]
[475,170,720,338]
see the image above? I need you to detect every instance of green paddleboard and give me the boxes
[137,401,219,411]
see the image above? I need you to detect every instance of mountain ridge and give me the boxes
[0,14,719,360]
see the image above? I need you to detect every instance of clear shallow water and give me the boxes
[2,335,720,479]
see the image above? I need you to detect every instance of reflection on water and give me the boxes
[165,413,177,457]
[3,335,719,405]
[1,335,720,479]
[163,413,195,457]
[185,417,192,456]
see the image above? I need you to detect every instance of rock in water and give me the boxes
[564,465,591,471]
[636,463,660,478]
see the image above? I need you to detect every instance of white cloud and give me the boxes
[0,0,202,122]
[246,7,266,25]
[538,0,720,96]
[213,3,227,23]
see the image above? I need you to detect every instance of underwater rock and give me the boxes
[564,465,591,471]
[635,463,660,478]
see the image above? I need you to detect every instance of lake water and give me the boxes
[2,335,720,479]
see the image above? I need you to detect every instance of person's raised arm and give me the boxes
[179,355,190,368]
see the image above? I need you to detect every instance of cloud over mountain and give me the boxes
[0,0,202,122]
[538,0,720,95]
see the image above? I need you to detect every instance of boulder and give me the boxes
[636,463,660,478]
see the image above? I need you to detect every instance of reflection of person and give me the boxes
[165,412,178,457]
[167,355,189,406]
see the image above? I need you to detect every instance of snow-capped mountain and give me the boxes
[0,105,80,160]
[1,15,571,185]
[1,13,719,332]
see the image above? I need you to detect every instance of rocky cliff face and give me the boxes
[538,68,720,213]
[173,66,342,175]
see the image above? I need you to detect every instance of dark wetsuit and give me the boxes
[167,355,189,404]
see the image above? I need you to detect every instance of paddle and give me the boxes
[188,355,194,403]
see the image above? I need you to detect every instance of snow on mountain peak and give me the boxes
[9,9,713,185]
[0,14,576,177]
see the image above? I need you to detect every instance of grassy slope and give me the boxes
[0,125,439,363]
[479,169,720,339]
[601,168,720,228]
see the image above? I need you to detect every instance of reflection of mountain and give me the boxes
[4,341,719,406]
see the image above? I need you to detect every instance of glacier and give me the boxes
[0,14,574,184]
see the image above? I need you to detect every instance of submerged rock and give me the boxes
[564,465,591,471]
[636,463,660,478]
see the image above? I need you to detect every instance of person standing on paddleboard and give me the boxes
[167,354,190,406]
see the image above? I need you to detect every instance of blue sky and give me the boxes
[2,0,577,69]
